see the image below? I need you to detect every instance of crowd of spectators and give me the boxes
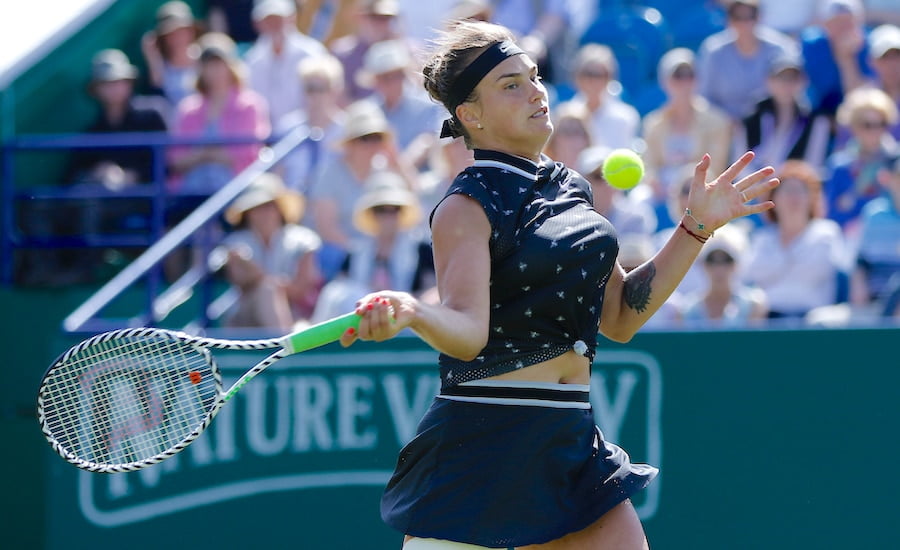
[40,0,900,328]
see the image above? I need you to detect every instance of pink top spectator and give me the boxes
[168,88,270,190]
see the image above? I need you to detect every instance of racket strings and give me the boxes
[40,335,219,466]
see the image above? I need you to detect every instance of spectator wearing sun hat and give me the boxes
[311,168,429,323]
[216,172,323,329]
[68,49,168,187]
[735,53,833,176]
[681,223,769,327]
[45,49,170,286]
[331,0,408,101]
[306,100,418,279]
[642,47,731,229]
[244,0,327,126]
[357,38,443,167]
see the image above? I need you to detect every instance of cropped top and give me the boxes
[431,149,619,388]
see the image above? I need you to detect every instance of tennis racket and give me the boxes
[37,312,361,473]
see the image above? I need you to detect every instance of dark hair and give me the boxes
[421,20,516,146]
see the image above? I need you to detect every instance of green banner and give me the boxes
[39,327,900,549]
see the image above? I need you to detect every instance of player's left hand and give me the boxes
[686,151,780,232]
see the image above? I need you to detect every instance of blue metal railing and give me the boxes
[1,127,318,333]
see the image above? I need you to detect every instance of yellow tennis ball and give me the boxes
[601,149,644,190]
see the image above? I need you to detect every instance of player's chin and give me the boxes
[526,116,553,140]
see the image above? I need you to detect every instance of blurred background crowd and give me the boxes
[22,0,900,329]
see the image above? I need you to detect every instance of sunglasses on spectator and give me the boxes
[705,251,735,265]
[304,81,331,94]
[776,179,810,195]
[355,133,386,143]
[671,67,695,80]
[772,69,802,81]
[376,70,406,81]
[372,205,402,215]
[729,9,758,22]
[579,69,610,80]
[855,119,888,130]
[366,13,395,22]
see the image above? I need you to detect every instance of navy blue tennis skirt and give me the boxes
[381,380,658,548]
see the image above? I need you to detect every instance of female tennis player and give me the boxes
[340,21,779,550]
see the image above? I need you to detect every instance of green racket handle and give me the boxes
[280,311,361,354]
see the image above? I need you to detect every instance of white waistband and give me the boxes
[439,379,592,409]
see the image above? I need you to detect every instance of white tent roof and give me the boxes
[0,0,115,89]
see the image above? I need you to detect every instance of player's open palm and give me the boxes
[687,151,780,232]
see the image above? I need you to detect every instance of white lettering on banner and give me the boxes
[291,375,333,451]
[595,350,663,520]
[591,371,639,444]
[337,375,377,450]
[78,349,662,528]
[382,374,442,444]
[246,377,292,456]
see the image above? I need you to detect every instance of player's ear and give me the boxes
[455,103,482,129]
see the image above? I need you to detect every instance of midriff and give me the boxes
[486,350,591,385]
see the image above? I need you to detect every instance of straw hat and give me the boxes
[225,173,305,226]
[352,170,422,235]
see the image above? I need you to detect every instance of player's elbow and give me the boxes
[445,332,488,362]
[456,337,489,362]
[600,324,636,344]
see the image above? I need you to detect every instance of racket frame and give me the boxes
[38,312,360,473]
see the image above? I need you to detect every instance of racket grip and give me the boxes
[281,312,361,354]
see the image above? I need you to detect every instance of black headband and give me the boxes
[440,40,526,138]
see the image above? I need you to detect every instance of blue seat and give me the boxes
[624,80,667,116]
[668,6,727,50]
[579,5,672,86]
[834,269,850,304]
[638,0,713,24]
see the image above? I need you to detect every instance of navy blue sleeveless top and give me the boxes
[431,149,619,388]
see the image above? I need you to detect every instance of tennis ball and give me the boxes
[602,149,644,190]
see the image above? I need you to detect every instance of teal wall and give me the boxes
[8,298,898,549]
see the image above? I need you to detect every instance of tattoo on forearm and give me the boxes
[623,262,655,314]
